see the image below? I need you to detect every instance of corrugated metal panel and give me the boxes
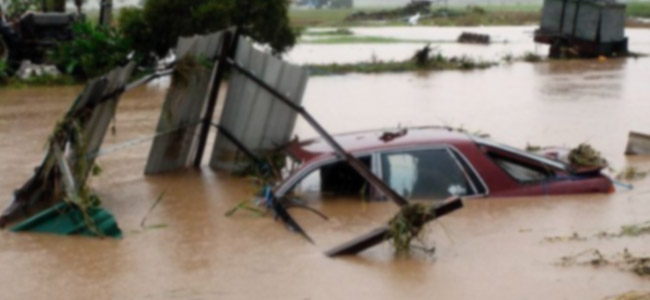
[575,1,601,42]
[145,32,224,174]
[77,62,135,180]
[562,0,578,35]
[601,6,626,42]
[541,0,565,32]
[210,37,309,171]
[1,63,136,226]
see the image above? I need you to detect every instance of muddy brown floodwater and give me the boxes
[1,26,650,299]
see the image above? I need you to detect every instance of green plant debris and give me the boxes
[544,232,588,242]
[617,167,648,181]
[545,220,650,242]
[522,51,543,63]
[605,291,650,300]
[225,201,267,217]
[388,203,436,255]
[525,143,542,152]
[308,50,495,76]
[568,143,608,168]
[447,125,491,138]
[173,55,212,87]
[559,248,650,277]
[619,221,650,238]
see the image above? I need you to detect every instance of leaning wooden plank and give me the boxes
[625,131,650,155]
[325,198,463,257]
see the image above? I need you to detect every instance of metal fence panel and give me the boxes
[601,6,626,42]
[575,2,600,42]
[562,0,578,35]
[541,0,565,32]
[145,32,224,174]
[210,37,309,171]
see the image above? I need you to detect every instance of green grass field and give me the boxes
[290,2,650,28]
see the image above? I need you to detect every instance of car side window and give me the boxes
[291,156,372,200]
[380,148,474,200]
[487,152,550,183]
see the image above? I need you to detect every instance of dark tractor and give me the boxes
[0,12,76,72]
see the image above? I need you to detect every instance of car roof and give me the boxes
[286,126,475,163]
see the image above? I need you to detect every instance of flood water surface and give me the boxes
[1,26,650,299]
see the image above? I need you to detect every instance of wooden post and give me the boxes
[193,31,234,168]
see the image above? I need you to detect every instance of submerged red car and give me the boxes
[275,126,614,201]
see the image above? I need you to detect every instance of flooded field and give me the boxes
[1,26,650,299]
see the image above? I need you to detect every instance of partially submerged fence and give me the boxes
[0,62,135,235]
[3,29,455,250]
[210,36,309,171]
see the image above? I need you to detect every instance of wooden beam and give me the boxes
[325,198,463,257]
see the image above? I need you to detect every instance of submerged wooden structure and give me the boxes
[534,0,628,57]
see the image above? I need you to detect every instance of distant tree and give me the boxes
[119,0,297,58]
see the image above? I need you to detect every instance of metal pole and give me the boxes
[227,58,409,207]
[193,31,234,168]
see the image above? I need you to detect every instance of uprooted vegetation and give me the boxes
[617,167,648,181]
[544,220,650,242]
[569,143,609,168]
[559,248,650,277]
[388,203,437,255]
[606,291,650,300]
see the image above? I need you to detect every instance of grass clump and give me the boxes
[308,45,495,76]
[388,203,436,255]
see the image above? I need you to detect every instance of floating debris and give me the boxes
[569,143,608,168]
[626,131,650,155]
[388,203,436,255]
[544,232,588,242]
[525,143,542,152]
[605,291,650,300]
[617,167,648,181]
[522,51,543,63]
[559,248,650,277]
[457,32,490,44]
